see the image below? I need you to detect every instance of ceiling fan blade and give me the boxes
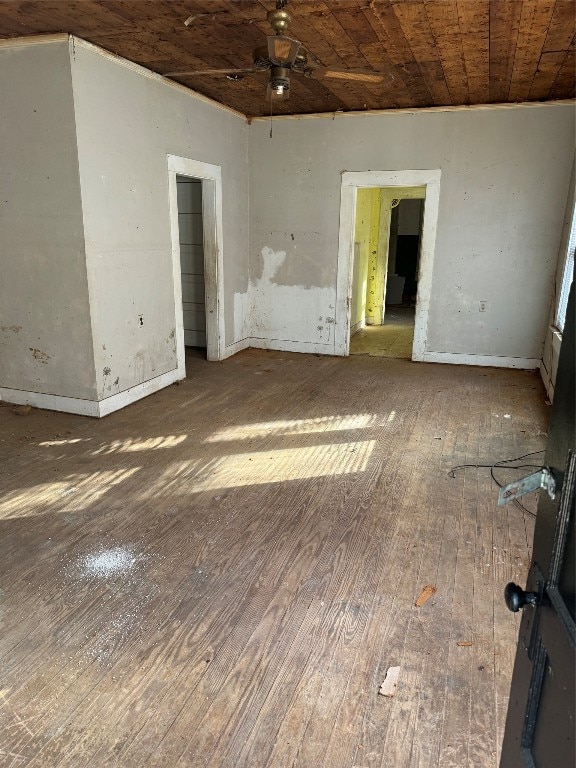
[164,67,261,78]
[307,68,385,84]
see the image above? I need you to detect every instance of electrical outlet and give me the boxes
[479,301,487,312]
[138,314,144,326]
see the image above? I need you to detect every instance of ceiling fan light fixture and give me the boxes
[267,34,301,66]
[267,66,291,100]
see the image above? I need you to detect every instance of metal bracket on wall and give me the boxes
[498,468,556,506]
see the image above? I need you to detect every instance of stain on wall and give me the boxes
[244,246,336,346]
[29,348,51,364]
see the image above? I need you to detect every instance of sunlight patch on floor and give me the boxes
[206,414,377,442]
[191,440,376,490]
[0,468,140,518]
[90,435,188,454]
[38,438,91,447]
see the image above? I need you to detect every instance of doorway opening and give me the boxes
[176,175,207,362]
[335,170,441,360]
[167,155,224,379]
[349,187,425,359]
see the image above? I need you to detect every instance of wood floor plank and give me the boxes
[376,390,453,767]
[0,350,547,767]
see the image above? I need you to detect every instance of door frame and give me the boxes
[167,155,225,371]
[335,169,441,359]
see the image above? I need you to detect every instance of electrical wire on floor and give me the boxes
[448,450,546,517]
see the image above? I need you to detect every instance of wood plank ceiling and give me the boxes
[0,0,574,117]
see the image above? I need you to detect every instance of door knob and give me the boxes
[504,582,539,613]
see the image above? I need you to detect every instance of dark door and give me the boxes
[500,283,575,768]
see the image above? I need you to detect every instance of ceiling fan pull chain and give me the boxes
[270,98,273,138]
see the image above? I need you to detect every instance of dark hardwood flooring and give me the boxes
[0,349,547,767]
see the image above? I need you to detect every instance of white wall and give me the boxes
[0,39,96,401]
[70,40,250,400]
[541,157,575,401]
[247,104,575,363]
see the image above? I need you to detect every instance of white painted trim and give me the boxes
[336,169,441,360]
[422,352,540,369]
[377,196,391,323]
[221,338,251,359]
[0,33,68,49]
[551,328,563,356]
[97,369,182,416]
[249,337,334,356]
[201,178,224,362]
[1,36,570,127]
[0,369,183,417]
[167,155,225,365]
[250,99,575,123]
[167,169,187,379]
[70,36,246,120]
[335,183,357,355]
[0,34,245,120]
[539,327,562,402]
[539,360,555,402]
[0,387,100,417]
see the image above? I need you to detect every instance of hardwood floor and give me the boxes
[0,349,547,767]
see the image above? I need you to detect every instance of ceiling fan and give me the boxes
[165,0,388,101]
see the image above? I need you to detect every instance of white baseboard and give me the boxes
[3,347,541,419]
[0,386,100,417]
[249,337,335,355]
[421,352,540,369]
[98,368,183,416]
[220,337,251,359]
[0,368,184,418]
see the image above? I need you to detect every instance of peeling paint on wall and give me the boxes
[240,246,336,346]
[233,289,251,342]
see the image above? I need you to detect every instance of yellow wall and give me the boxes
[351,186,426,334]
[350,188,375,331]
[365,189,383,324]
